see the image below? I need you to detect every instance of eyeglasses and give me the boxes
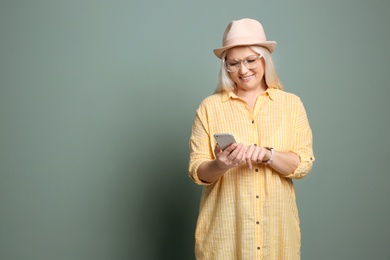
[224,54,263,73]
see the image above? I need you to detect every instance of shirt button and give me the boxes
[257,247,261,250]
[255,169,258,172]
[256,195,259,199]
[252,120,255,124]
[254,143,257,146]
[256,221,259,224]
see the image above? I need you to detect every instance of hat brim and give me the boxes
[213,41,276,59]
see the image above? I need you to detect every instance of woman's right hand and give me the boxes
[214,143,247,170]
[197,143,247,183]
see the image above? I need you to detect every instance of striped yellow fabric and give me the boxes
[189,88,315,260]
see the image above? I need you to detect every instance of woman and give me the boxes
[189,18,315,259]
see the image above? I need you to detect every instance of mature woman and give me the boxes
[189,18,315,259]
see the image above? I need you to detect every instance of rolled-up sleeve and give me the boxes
[285,99,315,179]
[188,107,214,185]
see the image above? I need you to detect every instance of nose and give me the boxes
[238,61,249,74]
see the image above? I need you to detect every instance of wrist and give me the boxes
[262,147,274,164]
[213,158,231,171]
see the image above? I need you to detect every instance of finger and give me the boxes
[231,146,247,167]
[256,147,267,163]
[223,143,238,155]
[234,145,246,164]
[241,145,249,154]
[228,143,243,159]
[214,144,222,155]
[252,147,261,162]
[245,145,255,159]
[247,159,253,169]
[245,145,255,168]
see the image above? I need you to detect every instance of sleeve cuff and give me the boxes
[284,153,315,179]
[189,160,215,186]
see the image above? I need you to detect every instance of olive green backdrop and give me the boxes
[1,0,389,259]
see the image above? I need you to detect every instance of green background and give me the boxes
[1,0,389,259]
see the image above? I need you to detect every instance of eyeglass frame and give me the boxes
[223,54,263,73]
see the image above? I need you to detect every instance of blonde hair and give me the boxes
[214,46,284,93]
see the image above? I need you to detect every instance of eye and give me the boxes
[246,56,258,63]
[227,60,239,66]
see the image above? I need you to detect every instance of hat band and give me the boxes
[223,35,267,47]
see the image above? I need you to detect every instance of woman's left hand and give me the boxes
[244,145,271,169]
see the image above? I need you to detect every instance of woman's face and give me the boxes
[225,46,266,92]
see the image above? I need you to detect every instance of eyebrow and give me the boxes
[226,55,258,60]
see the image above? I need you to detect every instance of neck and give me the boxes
[234,80,267,99]
[235,86,265,99]
[233,80,267,110]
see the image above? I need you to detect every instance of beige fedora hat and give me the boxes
[213,18,276,59]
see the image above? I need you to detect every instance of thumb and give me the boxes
[214,144,222,154]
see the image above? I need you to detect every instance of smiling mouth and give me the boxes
[240,75,254,81]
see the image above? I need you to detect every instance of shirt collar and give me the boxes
[221,88,275,102]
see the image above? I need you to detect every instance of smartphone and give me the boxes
[214,133,236,151]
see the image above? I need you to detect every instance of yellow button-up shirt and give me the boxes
[189,88,315,260]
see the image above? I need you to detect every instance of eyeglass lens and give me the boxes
[225,55,261,72]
